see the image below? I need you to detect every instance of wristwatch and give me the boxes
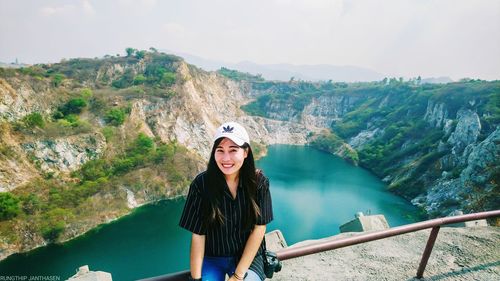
[188,276,202,281]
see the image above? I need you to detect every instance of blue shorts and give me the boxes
[202,256,263,281]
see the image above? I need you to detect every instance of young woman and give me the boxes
[179,121,273,281]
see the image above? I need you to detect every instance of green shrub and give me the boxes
[217,67,264,82]
[20,194,41,215]
[143,62,177,87]
[105,108,126,126]
[113,158,135,174]
[129,133,154,155]
[41,220,65,242]
[101,126,115,141]
[48,187,65,208]
[164,90,176,98]
[80,88,93,100]
[161,72,176,86]
[153,143,175,163]
[56,119,73,127]
[63,114,80,126]
[111,68,135,88]
[15,66,47,78]
[22,112,45,128]
[71,181,101,204]
[52,73,65,87]
[125,47,136,57]
[57,98,87,117]
[343,147,359,164]
[241,98,268,117]
[133,74,146,85]
[135,50,146,59]
[52,111,64,119]
[79,159,110,181]
[0,192,21,220]
[40,208,72,242]
[89,97,106,113]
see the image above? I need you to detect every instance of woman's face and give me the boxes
[214,138,248,179]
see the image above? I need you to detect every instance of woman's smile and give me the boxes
[215,138,248,178]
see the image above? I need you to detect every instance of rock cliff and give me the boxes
[0,54,316,260]
[0,53,498,261]
[242,80,499,217]
[413,127,500,215]
[0,58,309,192]
[0,77,55,121]
[21,132,106,173]
[302,95,359,128]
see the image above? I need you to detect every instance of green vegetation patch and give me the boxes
[309,130,344,153]
[309,130,359,164]
[104,108,127,126]
[217,67,265,82]
[21,112,45,129]
[0,192,21,221]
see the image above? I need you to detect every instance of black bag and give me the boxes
[263,239,282,278]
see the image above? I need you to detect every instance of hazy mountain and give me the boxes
[169,51,225,72]
[168,51,385,82]
[233,61,386,82]
[421,76,454,84]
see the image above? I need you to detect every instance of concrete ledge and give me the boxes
[265,229,288,252]
[67,265,112,281]
[339,213,390,233]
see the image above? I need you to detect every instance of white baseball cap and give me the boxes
[213,121,250,146]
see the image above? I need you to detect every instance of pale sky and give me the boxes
[1,0,499,80]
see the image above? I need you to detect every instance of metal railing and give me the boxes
[139,209,500,281]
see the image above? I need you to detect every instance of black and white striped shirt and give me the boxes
[179,170,274,257]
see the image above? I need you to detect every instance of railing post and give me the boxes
[416,226,440,279]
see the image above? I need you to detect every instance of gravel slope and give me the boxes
[270,227,499,281]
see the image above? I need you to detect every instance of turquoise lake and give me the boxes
[0,145,421,280]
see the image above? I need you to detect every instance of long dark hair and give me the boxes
[202,137,261,230]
